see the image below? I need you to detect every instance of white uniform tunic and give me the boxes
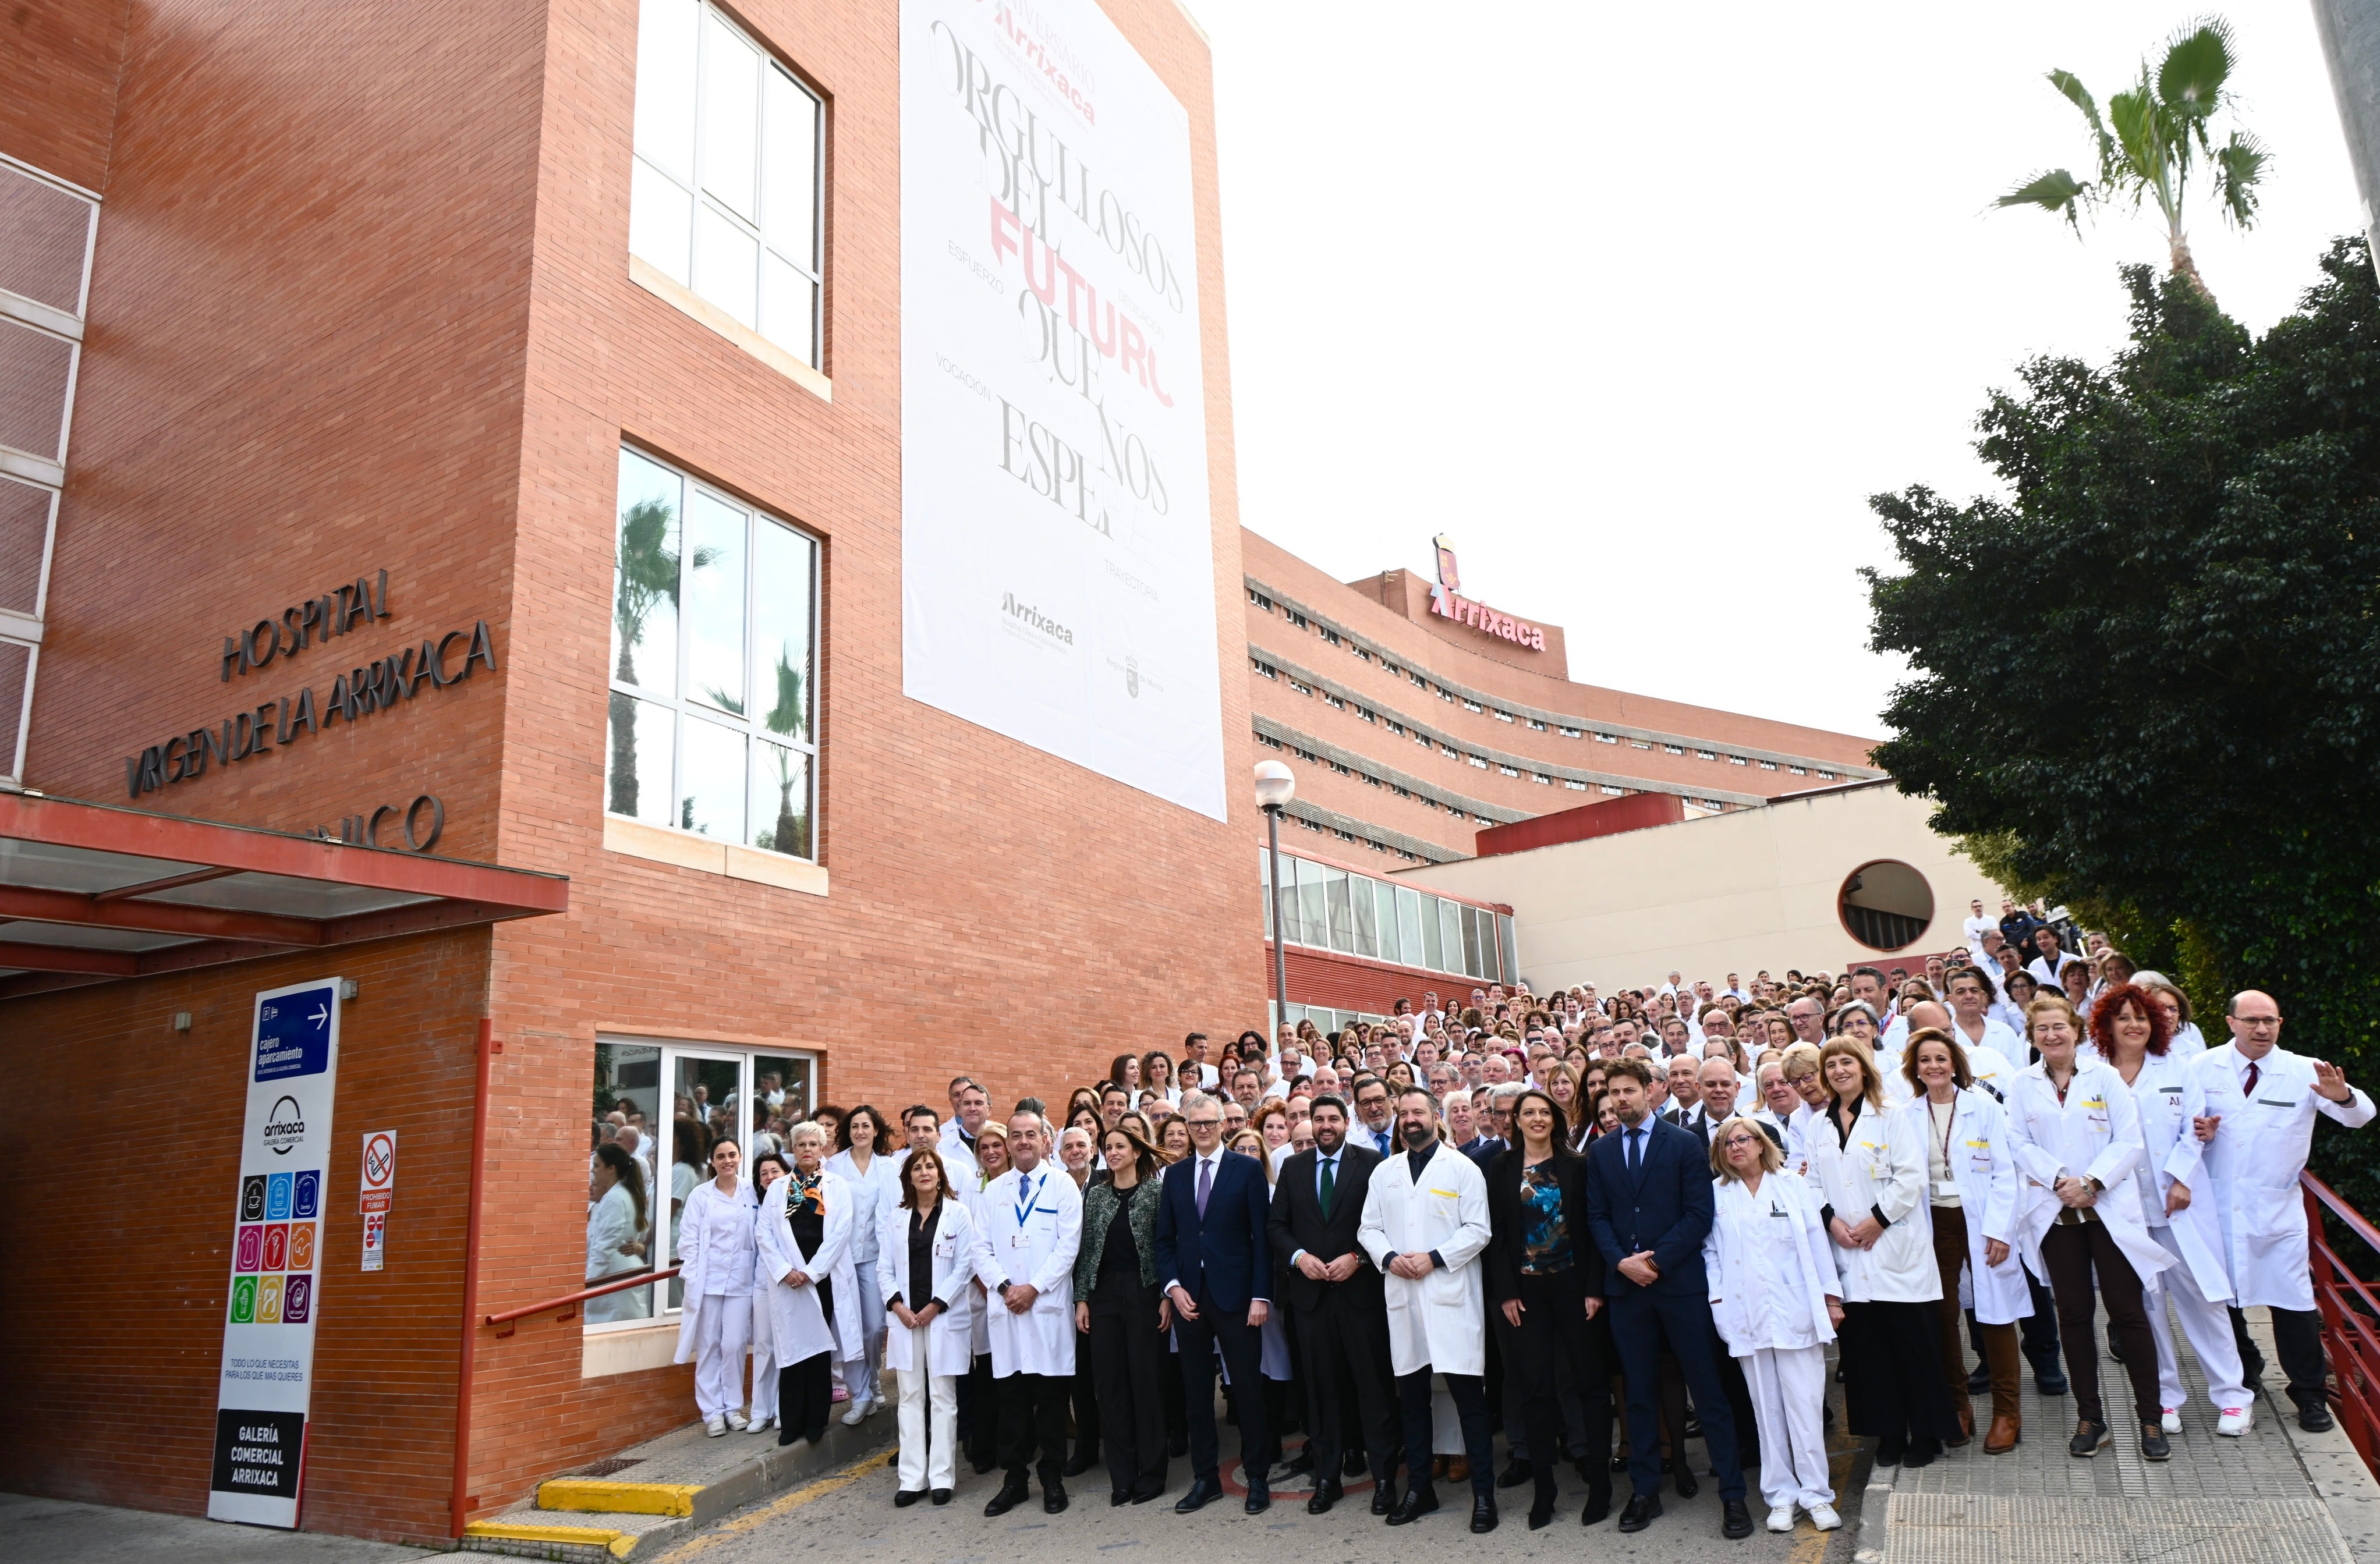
[2003,1058,2172,1288]
[2176,1044,2375,1312]
[1896,1088,2032,1324]
[969,1166,1083,1378]
[1807,1101,1938,1304]
[879,1197,978,1377]
[756,1171,863,1367]
[1356,1143,1492,1377]
[1703,1171,1840,1353]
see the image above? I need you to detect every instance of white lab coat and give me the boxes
[826,1150,903,1271]
[1357,1143,1492,1377]
[756,1171,863,1367]
[877,1198,978,1377]
[1949,1016,2025,1086]
[584,1180,652,1324]
[937,1122,983,1189]
[1808,1100,1936,1303]
[1897,1089,2032,1324]
[673,1178,756,1364]
[2003,1058,2172,1288]
[2115,1052,2232,1303]
[2176,1044,2375,1311]
[970,1165,1083,1378]
[1703,1172,1840,1353]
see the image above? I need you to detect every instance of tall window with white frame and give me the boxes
[607,447,819,859]
[628,0,822,367]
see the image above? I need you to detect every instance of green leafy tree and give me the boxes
[1864,240,2380,1210]
[607,499,714,817]
[1998,17,2268,297]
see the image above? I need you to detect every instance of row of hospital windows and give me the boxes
[1262,849,1517,986]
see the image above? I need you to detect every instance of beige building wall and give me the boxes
[1395,781,2009,991]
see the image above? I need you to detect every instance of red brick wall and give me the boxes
[1474,790,1684,856]
[0,930,489,1540]
[1277,943,1472,1017]
[1,0,128,193]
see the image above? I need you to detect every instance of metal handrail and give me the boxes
[484,1266,680,1336]
[2304,1174,2380,1478]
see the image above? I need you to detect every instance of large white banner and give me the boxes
[208,978,342,1528]
[901,0,1227,821]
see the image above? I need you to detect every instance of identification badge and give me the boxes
[933,1236,957,1259]
[1933,1179,1960,1199]
[1011,1231,1031,1250]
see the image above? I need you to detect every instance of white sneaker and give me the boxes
[1766,1505,1795,1533]
[725,1410,749,1432]
[841,1397,869,1427]
[863,1394,883,1418]
[1807,1503,1843,1531]
[746,1414,774,1434]
[705,1414,728,1438]
[2216,1405,2252,1437]
[2160,1408,2181,1434]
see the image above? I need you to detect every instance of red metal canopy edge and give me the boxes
[0,791,568,998]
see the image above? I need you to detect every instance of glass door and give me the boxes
[663,1048,749,1311]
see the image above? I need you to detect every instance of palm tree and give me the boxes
[1998,17,2268,297]
[758,649,808,857]
[609,498,707,817]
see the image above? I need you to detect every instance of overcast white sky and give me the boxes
[1194,2,2363,737]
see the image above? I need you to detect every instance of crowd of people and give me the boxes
[597,898,2373,1540]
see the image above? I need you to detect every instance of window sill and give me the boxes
[603,814,828,897]
[582,1320,679,1379]
[628,256,831,404]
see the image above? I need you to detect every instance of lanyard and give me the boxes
[1014,1171,1046,1230]
[1932,1094,1958,1168]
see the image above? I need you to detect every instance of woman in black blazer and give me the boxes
[1487,1088,1615,1530]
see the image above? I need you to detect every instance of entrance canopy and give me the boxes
[0,790,568,998]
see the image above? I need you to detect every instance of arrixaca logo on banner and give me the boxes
[208,978,342,1530]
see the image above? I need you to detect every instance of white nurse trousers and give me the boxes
[894,1340,957,1490]
[692,1293,753,1419]
[2144,1226,2250,1411]
[1744,1345,1833,1511]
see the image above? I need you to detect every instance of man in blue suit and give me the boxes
[1156,1090,1275,1515]
[1584,1058,1753,1541]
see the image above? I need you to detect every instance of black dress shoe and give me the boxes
[1342,1450,1368,1478]
[1671,1460,1699,1499]
[1617,1494,1663,1533]
[930,1488,952,1506]
[1064,1449,1101,1477]
[972,1456,1000,1474]
[1111,1489,1131,1506]
[1283,1449,1316,1476]
[1527,1491,1554,1530]
[1169,1434,1189,1457]
[1683,1414,1702,1439]
[1308,1478,1343,1515]
[984,1481,1030,1517]
[2302,1403,2338,1433]
[1043,1484,1068,1514]
[1471,1495,1497,1533]
[895,1489,925,1508]
[1245,1482,1270,1515]
[1174,1476,1222,1513]
[1386,1487,1439,1525]
[1609,1452,1630,1472]
[1131,1488,1161,1504]
[1875,1434,1906,1467]
[2141,1424,2171,1462]
[2035,1372,2070,1397]
[1497,1457,1534,1489]
[1370,1479,1398,1516]
[1582,1484,1612,1526]
[1722,1498,1754,1539]
[1903,1436,1940,1469]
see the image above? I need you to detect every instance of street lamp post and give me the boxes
[1254,761,1296,1041]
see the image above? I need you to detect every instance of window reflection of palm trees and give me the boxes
[610,496,716,817]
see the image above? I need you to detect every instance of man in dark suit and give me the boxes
[1584,1058,1753,1541]
[1156,1090,1274,1515]
[1267,1094,1400,1516]
[1462,1085,1511,1168]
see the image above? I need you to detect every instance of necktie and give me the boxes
[1195,1156,1212,1218]
[2244,1061,2260,1098]
[1319,1155,1336,1221]
[1628,1128,1643,1175]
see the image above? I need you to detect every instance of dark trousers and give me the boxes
[1713,1333,1761,1467]
[1070,1324,1100,1460]
[2040,1220,2159,1427]
[1089,1278,1168,1499]
[1610,1286,1745,1501]
[961,1352,996,1467]
[1493,1270,1613,1501]
[1839,1299,1960,1446]
[1174,1286,1269,1484]
[777,1350,833,1444]
[1292,1288,1401,1481]
[995,1371,1070,1488]
[2233,1304,2331,1415]
[1397,1367,1492,1499]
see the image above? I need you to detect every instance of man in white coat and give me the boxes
[971,1112,1083,1516]
[1357,1086,1498,1533]
[2177,990,2375,1432]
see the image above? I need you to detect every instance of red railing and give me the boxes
[484,1267,681,1337]
[2304,1173,2380,1477]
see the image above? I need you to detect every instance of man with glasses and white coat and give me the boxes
[2177,990,2375,1432]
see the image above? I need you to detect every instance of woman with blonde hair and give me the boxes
[1704,1116,1843,1533]
[1809,1038,1955,1467]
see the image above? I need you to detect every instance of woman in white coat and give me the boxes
[826,1106,901,1425]
[881,1145,976,1506]
[585,1143,651,1324]
[1899,1030,2031,1455]
[745,1152,789,1432]
[673,1138,757,1435]
[1808,1038,1957,1467]
[1703,1116,1844,1535]
[2092,985,2251,1435]
[2004,995,2173,1462]
[757,1122,862,1446]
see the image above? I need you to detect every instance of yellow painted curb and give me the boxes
[539,1479,704,1517]
[464,1520,626,1545]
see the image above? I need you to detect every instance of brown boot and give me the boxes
[1949,1402,1974,1448]
[1984,1414,2020,1454]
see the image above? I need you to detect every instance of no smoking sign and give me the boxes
[359,1130,396,1215]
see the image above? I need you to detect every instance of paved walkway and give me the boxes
[1871,1306,2377,1564]
[0,1492,433,1563]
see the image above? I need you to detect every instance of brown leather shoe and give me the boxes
[1948,1404,1974,1448]
[1447,1456,1469,1484]
[1984,1414,2020,1454]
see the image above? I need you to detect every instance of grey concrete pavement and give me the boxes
[0,1493,438,1564]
